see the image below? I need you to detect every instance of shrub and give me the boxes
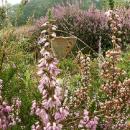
[0,28,40,129]
[0,80,21,130]
[35,5,130,54]
[1,4,130,130]
[32,10,100,128]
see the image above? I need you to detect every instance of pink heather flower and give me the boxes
[41,22,48,27]
[41,51,52,59]
[44,122,62,130]
[32,121,41,130]
[84,109,89,116]
[49,63,60,76]
[105,10,112,17]
[78,109,98,130]
[38,58,45,63]
[4,106,12,113]
[53,95,61,107]
[39,76,50,86]
[31,102,36,115]
[55,107,69,123]
[37,69,44,76]
[31,21,69,130]
[36,109,49,125]
[41,90,47,98]
[55,86,62,97]
[15,98,21,108]
[0,79,21,130]
[38,38,47,45]
[46,98,54,109]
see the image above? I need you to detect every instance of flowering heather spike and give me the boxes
[31,20,69,130]
[64,52,98,129]
[76,51,91,88]
[78,109,99,130]
[71,51,91,108]
[0,79,21,130]
[99,10,130,130]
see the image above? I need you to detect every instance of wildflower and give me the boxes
[31,20,69,130]
[78,109,98,130]
[99,10,130,130]
[0,79,21,130]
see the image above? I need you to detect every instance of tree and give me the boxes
[9,0,67,26]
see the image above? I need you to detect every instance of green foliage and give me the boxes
[119,50,130,77]
[59,58,78,75]
[0,30,40,129]
[0,7,6,29]
[9,0,65,26]
[81,0,93,9]
[109,0,115,9]
[97,0,109,9]
[47,9,54,21]
[98,0,130,9]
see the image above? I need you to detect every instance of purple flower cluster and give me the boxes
[35,5,130,52]
[31,21,69,130]
[78,109,98,130]
[99,10,130,130]
[0,79,21,130]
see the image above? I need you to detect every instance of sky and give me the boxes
[0,0,21,6]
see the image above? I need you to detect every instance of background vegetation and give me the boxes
[0,0,130,129]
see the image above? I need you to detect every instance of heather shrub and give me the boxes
[1,2,130,130]
[53,5,110,53]
[0,29,40,129]
[0,79,21,130]
[35,5,130,54]
[36,5,109,54]
[31,11,100,128]
[95,10,130,130]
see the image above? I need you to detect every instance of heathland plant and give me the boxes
[0,79,21,129]
[32,9,130,130]
[0,3,130,130]
[35,5,130,54]
[97,10,130,129]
